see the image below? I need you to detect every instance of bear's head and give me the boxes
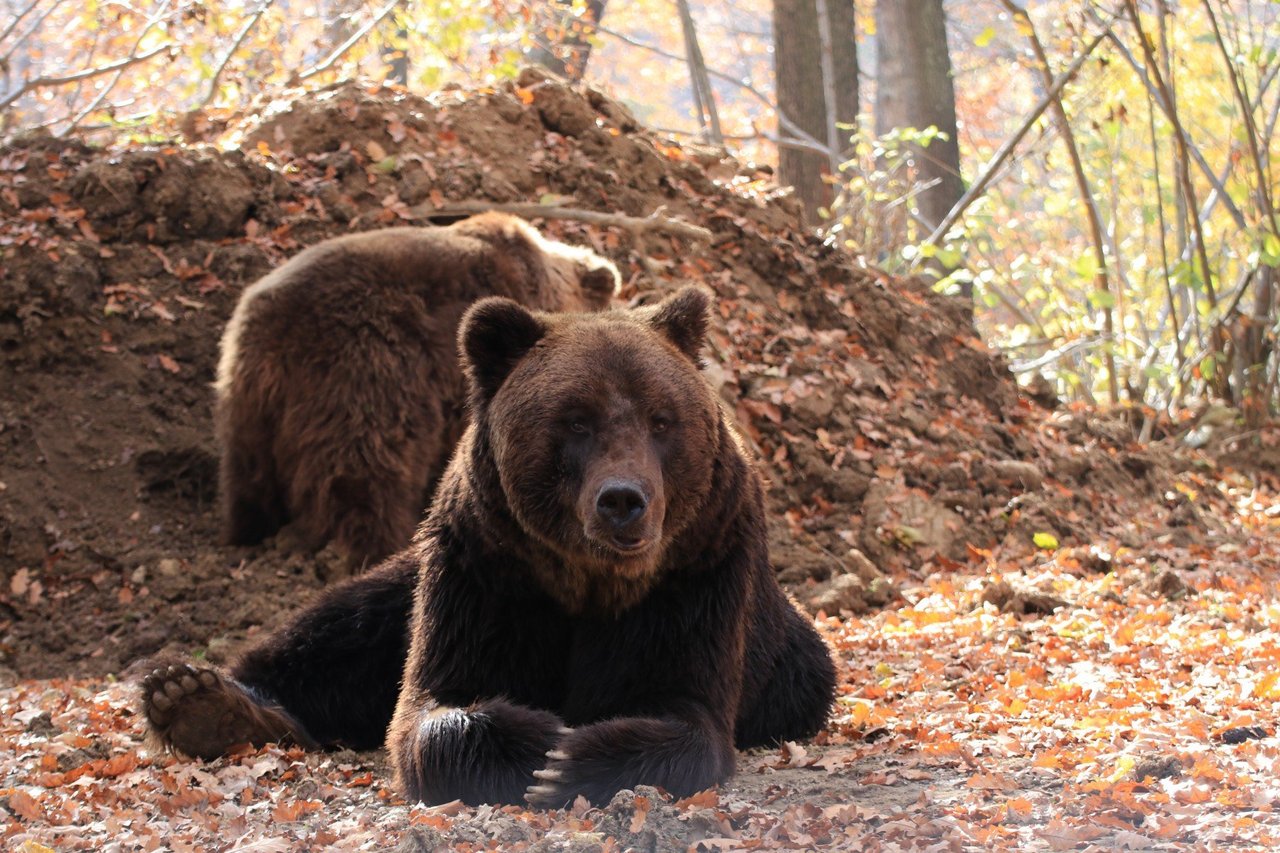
[454,212,619,314]
[458,287,721,612]
[529,232,619,314]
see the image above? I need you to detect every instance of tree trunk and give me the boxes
[773,0,858,225]
[875,0,963,238]
[525,0,608,81]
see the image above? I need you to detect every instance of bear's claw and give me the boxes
[524,784,561,806]
[141,663,314,760]
[524,748,582,809]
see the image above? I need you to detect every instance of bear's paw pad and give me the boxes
[141,664,303,760]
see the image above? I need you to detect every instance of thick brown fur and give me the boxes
[215,213,618,573]
[146,288,835,808]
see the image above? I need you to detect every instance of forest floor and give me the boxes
[2,76,1279,851]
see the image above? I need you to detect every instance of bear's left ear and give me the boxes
[459,297,546,400]
[648,285,711,363]
[578,260,620,303]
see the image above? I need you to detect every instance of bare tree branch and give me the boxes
[596,23,830,158]
[0,0,41,48]
[64,0,176,132]
[1200,0,1275,229]
[0,41,174,112]
[1010,337,1105,375]
[999,0,1119,404]
[1143,69,1184,383]
[406,200,714,241]
[0,0,68,65]
[1123,0,1219,320]
[1098,22,1247,230]
[648,123,834,156]
[198,0,275,109]
[920,8,1121,251]
[297,0,400,81]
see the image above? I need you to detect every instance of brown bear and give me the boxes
[144,287,836,808]
[216,212,619,572]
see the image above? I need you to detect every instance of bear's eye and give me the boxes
[651,414,673,434]
[568,417,590,435]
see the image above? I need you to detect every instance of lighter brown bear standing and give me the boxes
[215,213,619,573]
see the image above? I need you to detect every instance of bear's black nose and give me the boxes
[596,481,648,529]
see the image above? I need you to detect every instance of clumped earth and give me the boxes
[2,75,1279,851]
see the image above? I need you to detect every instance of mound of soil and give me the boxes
[0,74,1230,679]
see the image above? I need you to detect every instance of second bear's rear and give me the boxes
[215,213,618,573]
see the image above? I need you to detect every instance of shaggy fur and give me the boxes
[143,288,835,810]
[215,213,618,573]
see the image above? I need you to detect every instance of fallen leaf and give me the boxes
[9,790,44,822]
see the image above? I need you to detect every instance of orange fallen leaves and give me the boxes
[966,772,1018,791]
[270,797,323,822]
[628,793,650,832]
[8,790,44,822]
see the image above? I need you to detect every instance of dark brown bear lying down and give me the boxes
[145,288,836,808]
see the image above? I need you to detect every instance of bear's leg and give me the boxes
[142,553,418,757]
[734,604,836,749]
[219,432,287,546]
[524,714,737,809]
[142,664,315,759]
[393,698,570,806]
[324,472,423,574]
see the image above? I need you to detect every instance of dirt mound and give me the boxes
[0,75,1225,679]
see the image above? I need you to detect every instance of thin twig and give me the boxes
[0,0,67,65]
[297,0,401,81]
[64,0,175,133]
[596,23,830,158]
[1099,23,1247,230]
[408,201,714,241]
[0,0,41,47]
[198,0,275,109]
[1000,0,1119,404]
[919,8,1121,251]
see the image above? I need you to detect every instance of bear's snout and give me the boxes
[580,470,662,558]
[595,480,648,533]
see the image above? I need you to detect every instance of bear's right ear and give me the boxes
[648,285,711,363]
[459,297,546,400]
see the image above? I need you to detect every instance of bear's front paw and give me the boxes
[142,664,313,760]
[524,717,732,809]
[396,699,569,806]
